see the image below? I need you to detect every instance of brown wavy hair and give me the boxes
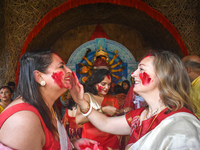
[148,50,195,113]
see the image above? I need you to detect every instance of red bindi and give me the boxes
[139,72,151,85]
[51,71,64,88]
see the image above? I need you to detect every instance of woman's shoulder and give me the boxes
[1,101,44,130]
[126,107,145,117]
[1,102,43,128]
[0,103,45,149]
[84,92,91,102]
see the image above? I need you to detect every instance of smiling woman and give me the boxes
[76,69,121,150]
[70,50,200,149]
[0,49,98,150]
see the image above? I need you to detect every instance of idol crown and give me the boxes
[94,45,109,59]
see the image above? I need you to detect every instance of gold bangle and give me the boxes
[100,107,104,114]
[80,101,90,114]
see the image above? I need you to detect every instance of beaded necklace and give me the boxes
[138,106,166,139]
[146,108,159,119]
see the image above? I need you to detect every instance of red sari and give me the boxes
[82,94,121,150]
[0,103,61,150]
[62,109,83,141]
[125,107,195,145]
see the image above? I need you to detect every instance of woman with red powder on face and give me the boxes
[76,69,121,150]
[0,86,13,114]
[70,50,200,149]
[0,49,98,150]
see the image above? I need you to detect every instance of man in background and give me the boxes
[182,55,200,119]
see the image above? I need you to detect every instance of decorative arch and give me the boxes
[15,0,188,84]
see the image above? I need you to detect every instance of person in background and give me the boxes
[0,49,98,150]
[0,86,13,114]
[7,81,16,99]
[70,50,200,149]
[59,90,72,118]
[113,84,130,150]
[122,80,130,94]
[62,97,83,141]
[113,84,126,109]
[76,69,121,150]
[182,55,200,119]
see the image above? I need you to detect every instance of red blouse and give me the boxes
[0,103,60,150]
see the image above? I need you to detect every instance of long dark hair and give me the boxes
[16,49,58,135]
[84,69,112,95]
[66,97,77,110]
[122,80,130,94]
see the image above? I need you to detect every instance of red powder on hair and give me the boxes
[106,75,111,80]
[51,71,64,88]
[139,72,151,85]
[140,54,152,62]
[54,53,64,63]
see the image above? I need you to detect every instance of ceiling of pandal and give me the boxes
[27,3,183,57]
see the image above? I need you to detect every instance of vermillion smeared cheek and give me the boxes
[139,72,151,85]
[51,71,64,88]
[97,84,103,92]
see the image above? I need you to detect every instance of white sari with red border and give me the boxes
[126,112,200,150]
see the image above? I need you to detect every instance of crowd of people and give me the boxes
[0,49,200,150]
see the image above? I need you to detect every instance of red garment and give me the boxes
[0,103,60,150]
[123,85,135,109]
[125,107,194,145]
[82,94,121,150]
[62,109,83,141]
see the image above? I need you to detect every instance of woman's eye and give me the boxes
[140,68,144,71]
[59,65,64,68]
[101,83,106,86]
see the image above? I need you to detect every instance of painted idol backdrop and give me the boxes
[67,38,138,84]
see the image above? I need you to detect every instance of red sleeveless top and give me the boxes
[0,103,60,150]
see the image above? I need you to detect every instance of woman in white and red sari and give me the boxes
[70,50,200,150]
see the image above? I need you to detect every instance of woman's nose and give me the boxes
[131,69,138,77]
[64,66,72,74]
[105,84,110,89]
[131,71,136,77]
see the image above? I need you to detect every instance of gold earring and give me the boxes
[40,81,46,86]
